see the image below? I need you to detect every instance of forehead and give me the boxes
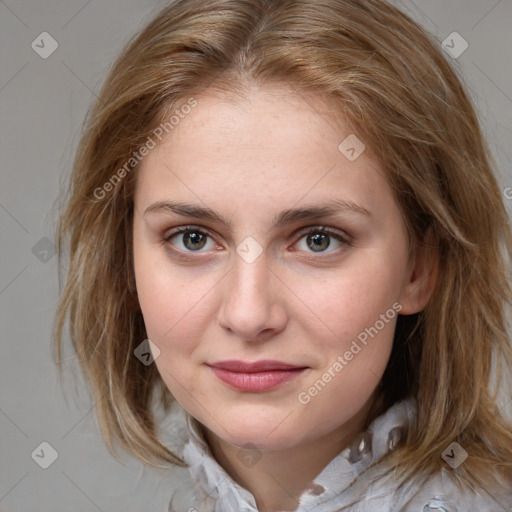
[135,83,392,219]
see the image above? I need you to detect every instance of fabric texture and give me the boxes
[158,397,512,512]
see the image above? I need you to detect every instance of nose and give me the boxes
[217,254,288,342]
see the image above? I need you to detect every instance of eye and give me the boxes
[164,227,217,252]
[294,227,349,254]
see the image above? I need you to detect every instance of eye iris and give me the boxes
[184,231,207,250]
[307,233,330,252]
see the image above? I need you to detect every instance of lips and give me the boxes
[207,360,308,392]
[209,360,305,372]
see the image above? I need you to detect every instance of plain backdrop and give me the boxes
[1,1,512,510]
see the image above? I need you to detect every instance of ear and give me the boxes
[398,227,439,315]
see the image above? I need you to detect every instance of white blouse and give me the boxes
[158,397,512,511]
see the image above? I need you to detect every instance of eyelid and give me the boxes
[162,225,223,257]
[163,224,212,242]
[161,224,352,257]
[288,225,352,258]
[162,224,350,240]
[293,225,352,244]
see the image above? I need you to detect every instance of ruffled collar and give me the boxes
[163,396,417,511]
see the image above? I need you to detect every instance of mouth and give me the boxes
[206,360,309,392]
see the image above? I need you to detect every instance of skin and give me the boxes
[132,82,437,511]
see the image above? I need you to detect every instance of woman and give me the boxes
[54,0,512,510]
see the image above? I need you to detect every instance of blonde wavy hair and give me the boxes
[54,0,512,498]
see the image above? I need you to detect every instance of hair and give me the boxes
[54,0,512,498]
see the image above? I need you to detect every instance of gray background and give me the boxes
[1,1,512,510]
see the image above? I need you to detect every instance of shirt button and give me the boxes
[348,431,372,463]
[387,426,404,451]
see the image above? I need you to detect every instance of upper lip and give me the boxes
[207,360,307,372]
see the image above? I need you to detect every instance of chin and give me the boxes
[221,430,301,451]
[203,409,309,451]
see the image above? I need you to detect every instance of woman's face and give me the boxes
[133,83,423,451]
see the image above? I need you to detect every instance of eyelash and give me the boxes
[162,225,352,257]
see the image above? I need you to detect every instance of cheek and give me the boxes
[294,272,399,433]
[290,254,405,349]
[137,272,195,340]
[293,252,404,421]
[134,262,212,402]
[133,250,219,358]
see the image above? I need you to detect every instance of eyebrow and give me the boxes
[143,199,371,229]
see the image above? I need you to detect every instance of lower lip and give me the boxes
[209,367,306,392]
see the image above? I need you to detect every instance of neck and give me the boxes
[203,394,377,512]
